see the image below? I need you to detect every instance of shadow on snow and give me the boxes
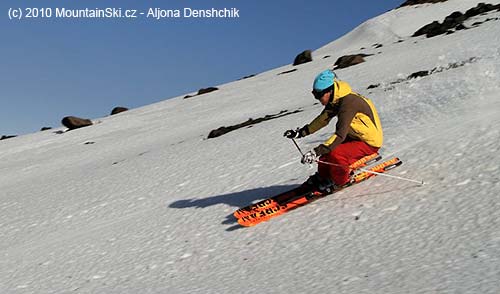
[168,184,299,231]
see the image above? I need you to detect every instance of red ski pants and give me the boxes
[318,140,379,186]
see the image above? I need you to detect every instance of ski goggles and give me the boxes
[312,86,334,100]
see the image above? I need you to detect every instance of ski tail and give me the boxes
[349,153,381,171]
[351,157,402,183]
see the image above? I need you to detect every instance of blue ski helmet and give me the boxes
[313,69,336,91]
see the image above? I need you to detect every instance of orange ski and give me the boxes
[233,153,381,219]
[351,157,402,183]
[238,157,402,227]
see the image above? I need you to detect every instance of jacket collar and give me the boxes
[330,80,352,105]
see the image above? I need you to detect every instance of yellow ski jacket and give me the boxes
[305,80,383,153]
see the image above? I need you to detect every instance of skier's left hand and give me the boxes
[313,144,331,157]
[301,150,318,164]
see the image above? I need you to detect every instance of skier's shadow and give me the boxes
[168,184,298,231]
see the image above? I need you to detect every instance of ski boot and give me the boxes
[305,172,338,194]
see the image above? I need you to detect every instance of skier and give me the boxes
[284,69,384,192]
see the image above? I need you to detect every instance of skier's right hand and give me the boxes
[284,126,309,139]
[284,129,299,139]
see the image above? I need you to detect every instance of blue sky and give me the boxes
[0,0,404,136]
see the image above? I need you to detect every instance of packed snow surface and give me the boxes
[1,0,500,293]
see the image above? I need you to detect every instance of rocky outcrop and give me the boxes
[197,87,219,95]
[61,116,93,130]
[366,57,479,92]
[1,135,17,141]
[413,3,500,38]
[184,87,219,99]
[111,107,128,115]
[413,11,466,37]
[400,0,448,7]
[464,2,500,18]
[407,70,431,79]
[208,110,303,139]
[293,50,313,66]
[239,74,257,80]
[278,69,298,75]
[334,54,372,69]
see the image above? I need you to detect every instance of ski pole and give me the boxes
[290,139,424,185]
[291,138,305,156]
[356,166,424,185]
[316,159,425,185]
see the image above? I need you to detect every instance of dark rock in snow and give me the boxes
[111,107,128,115]
[278,69,298,75]
[413,3,500,38]
[1,135,17,141]
[208,110,303,139]
[61,116,93,130]
[442,11,466,29]
[381,57,480,91]
[413,21,449,37]
[334,54,372,69]
[399,0,448,7]
[197,87,219,95]
[408,70,430,79]
[184,87,219,99]
[293,50,313,66]
[465,3,500,18]
[367,84,380,89]
[40,127,52,131]
[239,74,256,80]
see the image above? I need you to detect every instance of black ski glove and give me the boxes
[313,144,331,157]
[283,126,309,139]
[283,129,298,138]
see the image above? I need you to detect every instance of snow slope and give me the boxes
[1,0,500,293]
